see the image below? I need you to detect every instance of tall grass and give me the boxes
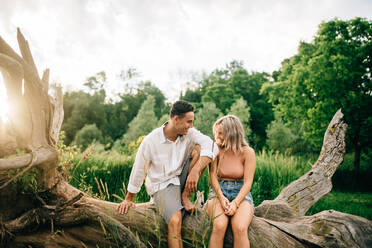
[251,150,315,204]
[66,148,371,219]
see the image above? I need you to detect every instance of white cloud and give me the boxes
[0,0,371,101]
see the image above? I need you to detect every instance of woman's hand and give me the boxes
[225,200,238,216]
[218,195,230,212]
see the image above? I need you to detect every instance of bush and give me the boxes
[122,95,157,145]
[74,124,104,151]
[194,102,222,138]
[266,120,296,153]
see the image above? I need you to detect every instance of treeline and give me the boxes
[62,17,371,177]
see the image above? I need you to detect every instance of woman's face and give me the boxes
[214,124,225,147]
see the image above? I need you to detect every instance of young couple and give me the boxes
[117,100,256,248]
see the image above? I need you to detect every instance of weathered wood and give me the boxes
[255,109,347,219]
[49,84,64,146]
[1,29,371,248]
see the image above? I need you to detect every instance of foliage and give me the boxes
[62,90,107,145]
[66,144,371,219]
[202,83,238,113]
[57,131,79,180]
[74,124,104,151]
[62,73,168,148]
[7,167,39,193]
[137,81,168,118]
[157,114,169,127]
[84,71,107,92]
[182,61,274,149]
[230,70,274,149]
[306,191,372,219]
[68,151,150,203]
[122,95,158,145]
[228,97,252,140]
[194,102,222,138]
[266,117,296,153]
[264,18,372,171]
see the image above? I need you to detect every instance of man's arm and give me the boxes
[186,156,212,192]
[186,128,219,192]
[117,139,149,214]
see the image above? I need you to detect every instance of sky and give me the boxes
[0,0,371,105]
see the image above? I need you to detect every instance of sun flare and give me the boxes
[0,76,9,123]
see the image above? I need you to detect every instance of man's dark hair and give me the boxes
[170,100,194,118]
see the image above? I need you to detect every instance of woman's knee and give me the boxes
[231,221,248,235]
[212,217,228,233]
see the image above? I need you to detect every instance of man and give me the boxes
[117,100,218,248]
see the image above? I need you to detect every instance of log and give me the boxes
[1,29,371,248]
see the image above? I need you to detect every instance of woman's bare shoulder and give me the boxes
[242,146,255,158]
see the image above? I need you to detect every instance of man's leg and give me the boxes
[168,210,183,248]
[152,184,184,247]
[181,145,200,212]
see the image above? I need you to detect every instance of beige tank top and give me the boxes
[216,148,245,180]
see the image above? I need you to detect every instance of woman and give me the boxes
[206,115,256,248]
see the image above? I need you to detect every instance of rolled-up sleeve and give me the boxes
[127,139,150,194]
[189,128,219,159]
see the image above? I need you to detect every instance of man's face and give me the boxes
[174,111,194,135]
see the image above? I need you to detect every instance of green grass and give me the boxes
[307,191,372,220]
[65,148,371,219]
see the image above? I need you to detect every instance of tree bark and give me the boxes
[0,30,371,248]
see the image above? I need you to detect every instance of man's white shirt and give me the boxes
[127,125,219,196]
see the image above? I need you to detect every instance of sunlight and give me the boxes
[0,76,9,124]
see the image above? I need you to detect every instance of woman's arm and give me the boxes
[231,147,256,210]
[209,154,229,211]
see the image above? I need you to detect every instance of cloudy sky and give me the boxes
[0,0,371,101]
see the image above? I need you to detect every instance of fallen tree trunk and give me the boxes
[0,29,371,248]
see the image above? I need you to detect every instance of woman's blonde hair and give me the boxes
[213,115,248,153]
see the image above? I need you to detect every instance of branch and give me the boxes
[256,109,347,218]
[259,210,372,248]
[0,35,23,64]
[17,28,40,81]
[49,85,64,146]
[0,147,56,171]
[4,204,146,247]
[41,68,49,92]
[0,54,23,80]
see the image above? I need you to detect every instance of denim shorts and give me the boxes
[208,180,254,207]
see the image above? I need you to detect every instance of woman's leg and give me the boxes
[206,198,229,248]
[230,201,254,248]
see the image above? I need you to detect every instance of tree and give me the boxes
[194,102,222,138]
[1,29,371,248]
[122,95,158,144]
[185,63,275,149]
[83,71,106,92]
[266,18,372,177]
[230,69,274,149]
[228,97,252,141]
[266,119,296,153]
[157,114,169,127]
[74,124,103,151]
[202,83,238,113]
[136,81,167,118]
[62,90,107,145]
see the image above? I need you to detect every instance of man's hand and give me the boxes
[185,168,200,193]
[117,199,135,214]
[117,192,135,214]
